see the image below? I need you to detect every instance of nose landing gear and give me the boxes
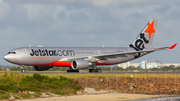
[21,66,25,73]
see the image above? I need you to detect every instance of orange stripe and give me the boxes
[33,61,71,67]
[33,61,117,67]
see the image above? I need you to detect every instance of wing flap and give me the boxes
[126,53,138,56]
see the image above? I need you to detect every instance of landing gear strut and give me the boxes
[21,66,25,73]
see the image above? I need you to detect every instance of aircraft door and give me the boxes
[22,49,28,57]
[21,49,28,63]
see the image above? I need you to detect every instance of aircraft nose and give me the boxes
[4,54,21,64]
[4,55,10,61]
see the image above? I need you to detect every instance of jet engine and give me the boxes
[34,66,53,71]
[71,59,91,70]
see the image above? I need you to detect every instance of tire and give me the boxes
[21,69,25,73]
[98,69,102,73]
[89,69,102,73]
[67,69,79,73]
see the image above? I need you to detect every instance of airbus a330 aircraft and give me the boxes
[4,19,177,73]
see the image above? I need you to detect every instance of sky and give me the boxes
[0,0,179,65]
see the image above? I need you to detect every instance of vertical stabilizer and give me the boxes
[129,19,158,51]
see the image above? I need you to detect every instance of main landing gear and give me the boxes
[66,69,102,73]
[89,69,102,73]
[66,62,102,73]
[67,69,79,73]
[89,62,102,73]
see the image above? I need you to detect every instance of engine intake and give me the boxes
[34,66,53,71]
[71,59,90,70]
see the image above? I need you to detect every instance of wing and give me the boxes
[60,44,177,62]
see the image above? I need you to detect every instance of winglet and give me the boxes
[168,43,177,49]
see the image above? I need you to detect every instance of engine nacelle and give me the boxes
[71,59,91,70]
[34,66,53,71]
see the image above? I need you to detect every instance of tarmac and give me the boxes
[17,71,180,74]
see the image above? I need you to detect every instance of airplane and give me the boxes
[3,19,177,73]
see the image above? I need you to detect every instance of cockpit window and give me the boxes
[8,52,16,54]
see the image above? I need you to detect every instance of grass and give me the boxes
[14,95,20,99]
[0,71,83,100]
[32,94,41,98]
[1,71,180,78]
[0,71,180,100]
[0,94,10,100]
[19,72,180,79]
[19,93,32,99]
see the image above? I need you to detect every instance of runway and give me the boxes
[5,71,180,74]
[1,71,180,74]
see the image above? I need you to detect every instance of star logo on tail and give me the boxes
[144,20,155,41]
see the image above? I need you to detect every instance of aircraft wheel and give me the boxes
[67,69,79,73]
[21,69,25,73]
[89,69,102,73]
[97,69,102,73]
